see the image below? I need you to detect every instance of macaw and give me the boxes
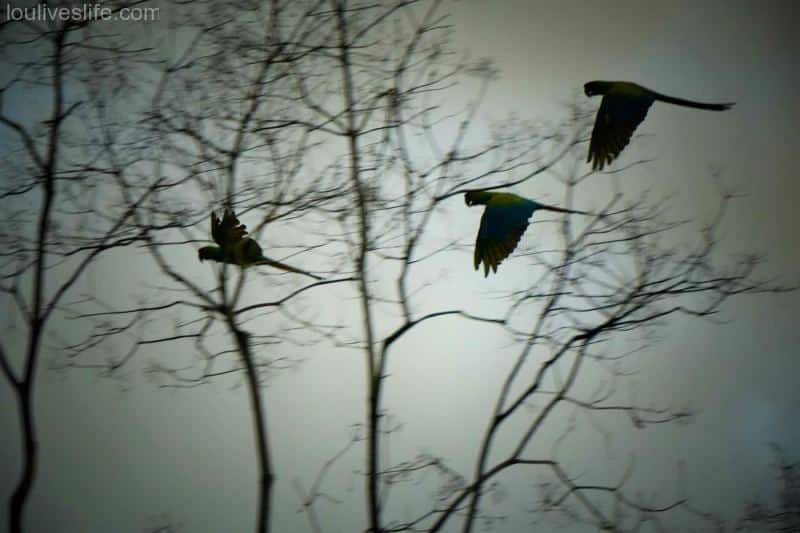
[198,209,322,280]
[464,190,589,277]
[584,81,734,171]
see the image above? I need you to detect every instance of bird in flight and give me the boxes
[198,209,322,280]
[584,81,734,171]
[465,190,590,277]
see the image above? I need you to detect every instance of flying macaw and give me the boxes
[584,81,734,171]
[198,209,322,280]
[464,190,589,277]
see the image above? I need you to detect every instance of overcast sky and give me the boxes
[1,1,798,532]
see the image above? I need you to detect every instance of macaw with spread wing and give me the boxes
[198,209,322,280]
[465,190,590,277]
[584,80,734,171]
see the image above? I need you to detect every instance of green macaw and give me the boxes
[198,209,322,280]
[465,190,589,277]
[584,81,734,171]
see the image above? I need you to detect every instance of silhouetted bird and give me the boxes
[464,191,590,277]
[584,81,734,171]
[198,209,322,280]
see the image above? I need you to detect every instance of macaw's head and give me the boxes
[198,246,223,262]
[464,190,492,207]
[584,81,610,97]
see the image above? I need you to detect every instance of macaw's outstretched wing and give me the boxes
[587,93,653,171]
[474,199,536,277]
[211,209,248,250]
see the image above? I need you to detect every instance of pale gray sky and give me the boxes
[1,1,798,532]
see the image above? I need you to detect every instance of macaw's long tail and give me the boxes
[538,204,593,216]
[650,91,734,111]
[255,257,323,280]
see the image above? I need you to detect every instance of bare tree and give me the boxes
[5,1,789,533]
[736,444,800,532]
[60,2,354,533]
[278,2,788,533]
[0,5,160,531]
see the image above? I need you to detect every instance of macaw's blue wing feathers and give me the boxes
[465,190,592,277]
[474,198,536,277]
[588,93,653,171]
